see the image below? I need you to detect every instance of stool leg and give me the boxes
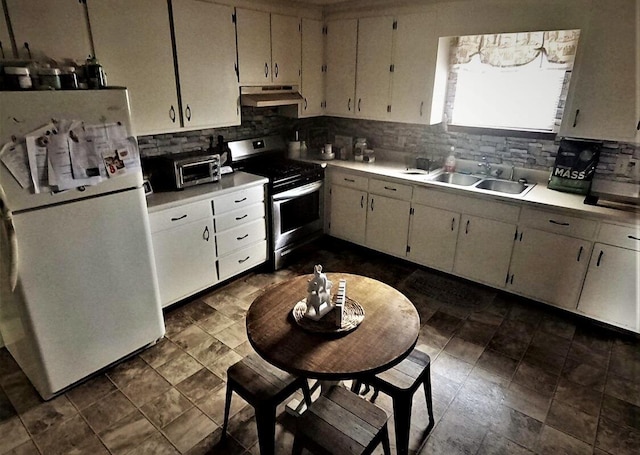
[423,368,435,432]
[255,406,276,455]
[301,379,313,408]
[221,382,233,439]
[292,435,304,455]
[380,423,392,455]
[392,393,413,455]
[350,380,362,394]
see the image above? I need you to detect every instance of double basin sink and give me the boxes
[404,170,535,196]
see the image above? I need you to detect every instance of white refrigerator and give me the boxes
[0,89,165,400]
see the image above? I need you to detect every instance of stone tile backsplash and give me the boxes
[137,108,639,183]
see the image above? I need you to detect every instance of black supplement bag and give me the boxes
[548,139,602,195]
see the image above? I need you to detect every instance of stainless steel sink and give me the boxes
[475,179,528,194]
[431,173,482,186]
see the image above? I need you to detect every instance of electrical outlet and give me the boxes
[614,155,632,175]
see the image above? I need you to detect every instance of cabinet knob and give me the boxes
[169,105,176,122]
[185,105,192,122]
[274,63,279,78]
[203,226,210,241]
[264,62,269,78]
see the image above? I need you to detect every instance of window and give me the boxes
[447,30,580,133]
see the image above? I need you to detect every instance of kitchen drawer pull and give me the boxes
[264,62,269,78]
[235,214,248,221]
[236,233,249,240]
[171,214,187,221]
[203,226,210,241]
[348,98,351,111]
[549,219,569,226]
[169,105,176,122]
[451,217,455,231]
[628,235,640,241]
[358,98,361,112]
[304,98,308,110]
[344,178,355,182]
[577,246,583,261]
[274,63,279,78]
[384,186,397,191]
[572,109,580,127]
[185,105,191,121]
[465,219,470,234]
[596,250,604,267]
[360,195,364,208]
[370,198,374,211]
[234,197,247,204]
[238,256,250,264]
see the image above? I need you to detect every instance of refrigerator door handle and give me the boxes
[1,207,18,291]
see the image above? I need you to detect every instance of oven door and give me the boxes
[271,180,324,253]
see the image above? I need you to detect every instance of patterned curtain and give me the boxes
[453,30,580,67]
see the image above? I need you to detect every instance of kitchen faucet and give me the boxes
[478,156,492,175]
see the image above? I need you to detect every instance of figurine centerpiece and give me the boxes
[304,264,334,321]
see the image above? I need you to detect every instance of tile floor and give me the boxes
[1,237,639,455]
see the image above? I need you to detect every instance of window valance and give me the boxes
[453,30,580,68]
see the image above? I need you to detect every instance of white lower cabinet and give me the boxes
[329,171,369,245]
[577,222,640,332]
[507,228,592,309]
[150,200,217,307]
[365,179,412,257]
[453,215,516,288]
[408,205,460,272]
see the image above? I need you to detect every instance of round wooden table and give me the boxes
[246,273,420,380]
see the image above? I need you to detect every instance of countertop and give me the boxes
[145,171,268,213]
[312,157,639,225]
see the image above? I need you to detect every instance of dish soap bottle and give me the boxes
[300,140,308,158]
[444,146,456,172]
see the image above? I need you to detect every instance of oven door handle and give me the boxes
[272,180,323,201]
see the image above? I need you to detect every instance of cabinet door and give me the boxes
[6,0,90,61]
[366,194,410,257]
[152,219,217,307]
[408,204,459,272]
[454,215,515,288]
[508,228,592,309]
[355,16,394,120]
[173,0,239,130]
[330,185,367,245]
[559,0,638,142]
[391,13,438,124]
[88,0,179,136]
[578,244,639,332]
[271,14,301,85]
[325,18,357,117]
[300,18,324,117]
[236,8,271,85]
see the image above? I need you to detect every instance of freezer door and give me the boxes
[3,186,164,399]
[0,89,142,213]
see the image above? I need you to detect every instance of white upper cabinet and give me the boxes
[559,0,639,142]
[5,0,91,62]
[88,0,179,136]
[325,18,358,117]
[355,16,394,120]
[300,18,324,117]
[172,0,240,130]
[236,9,301,86]
[390,13,439,124]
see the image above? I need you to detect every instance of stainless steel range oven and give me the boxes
[229,136,325,269]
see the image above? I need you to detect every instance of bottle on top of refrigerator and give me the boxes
[444,146,456,172]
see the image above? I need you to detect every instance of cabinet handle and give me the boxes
[384,186,397,191]
[577,245,583,261]
[169,105,176,122]
[596,250,604,267]
[234,197,247,203]
[549,219,569,226]
[370,198,374,211]
[304,98,308,110]
[628,235,640,241]
[185,105,191,121]
[264,62,269,78]
[171,214,187,221]
[637,120,640,131]
[360,195,364,208]
[572,109,580,127]
[238,256,250,264]
[344,178,355,182]
[274,63,279,78]
[203,226,210,241]
[236,233,249,240]
[451,217,455,231]
[235,214,248,221]
[358,98,361,112]
[348,98,351,111]
[419,101,424,117]
[465,219,470,234]
[510,274,514,285]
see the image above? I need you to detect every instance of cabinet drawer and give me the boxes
[369,178,413,200]
[218,240,267,281]
[330,171,368,191]
[213,185,264,214]
[149,199,212,233]
[598,222,640,251]
[217,218,266,256]
[215,203,265,233]
[519,207,597,239]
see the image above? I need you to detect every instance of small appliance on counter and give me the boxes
[144,151,221,191]
[584,179,640,212]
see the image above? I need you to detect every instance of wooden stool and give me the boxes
[292,385,391,455]
[222,353,312,455]
[351,349,434,455]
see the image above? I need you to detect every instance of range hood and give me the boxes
[240,85,303,107]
